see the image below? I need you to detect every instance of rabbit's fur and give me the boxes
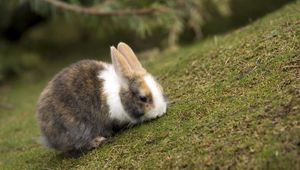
[37,42,167,153]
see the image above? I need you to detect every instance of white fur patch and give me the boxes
[98,64,136,123]
[143,75,167,120]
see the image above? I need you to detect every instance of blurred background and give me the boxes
[0,0,295,85]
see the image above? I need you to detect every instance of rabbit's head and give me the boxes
[109,42,167,122]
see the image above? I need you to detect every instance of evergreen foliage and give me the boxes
[29,0,223,47]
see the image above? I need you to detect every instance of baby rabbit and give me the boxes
[37,42,167,154]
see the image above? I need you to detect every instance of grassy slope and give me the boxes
[1,1,300,169]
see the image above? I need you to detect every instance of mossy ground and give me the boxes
[1,1,300,169]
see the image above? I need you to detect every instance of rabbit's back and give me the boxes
[37,60,111,151]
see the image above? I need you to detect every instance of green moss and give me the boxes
[1,1,300,169]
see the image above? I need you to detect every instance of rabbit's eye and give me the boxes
[139,96,148,103]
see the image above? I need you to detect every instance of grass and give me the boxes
[1,1,300,169]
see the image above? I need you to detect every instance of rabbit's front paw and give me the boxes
[88,136,107,149]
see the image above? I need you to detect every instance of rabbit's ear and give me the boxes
[111,46,133,79]
[117,42,146,74]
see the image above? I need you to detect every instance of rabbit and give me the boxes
[37,42,167,154]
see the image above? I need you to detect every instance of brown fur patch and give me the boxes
[136,78,152,98]
[138,78,154,112]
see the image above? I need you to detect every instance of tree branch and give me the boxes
[43,0,170,16]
